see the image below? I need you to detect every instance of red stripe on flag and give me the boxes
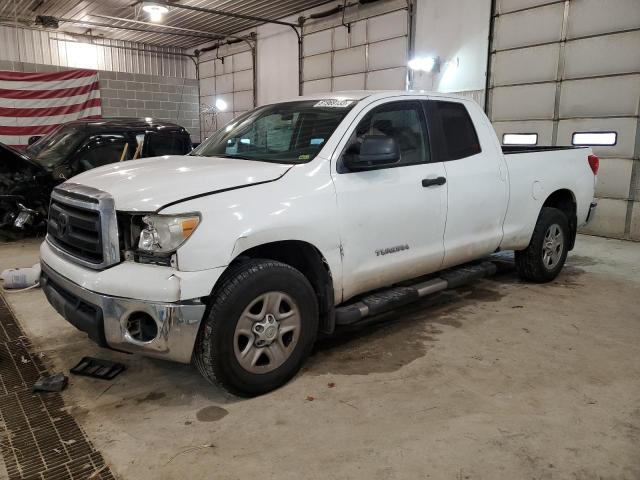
[0,98,102,117]
[0,115,101,136]
[0,81,100,99]
[0,69,98,81]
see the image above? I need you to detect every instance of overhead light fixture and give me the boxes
[142,2,169,22]
[215,98,228,111]
[408,56,437,73]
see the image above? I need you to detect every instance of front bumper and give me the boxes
[41,261,206,363]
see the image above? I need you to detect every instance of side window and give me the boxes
[429,101,481,161]
[75,135,130,172]
[145,133,190,156]
[343,101,429,168]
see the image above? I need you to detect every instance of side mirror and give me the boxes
[28,135,41,146]
[344,135,400,170]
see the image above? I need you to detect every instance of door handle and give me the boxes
[422,176,446,187]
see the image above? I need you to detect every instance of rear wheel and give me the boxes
[194,259,318,397]
[515,207,569,283]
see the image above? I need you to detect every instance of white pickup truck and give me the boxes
[40,91,598,396]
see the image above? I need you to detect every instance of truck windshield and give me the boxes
[192,100,355,163]
[26,124,85,169]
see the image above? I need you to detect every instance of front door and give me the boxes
[332,99,448,301]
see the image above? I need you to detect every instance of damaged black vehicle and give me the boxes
[0,118,193,240]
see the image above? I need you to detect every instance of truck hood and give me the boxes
[67,155,293,211]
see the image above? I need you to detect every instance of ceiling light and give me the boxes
[142,2,169,22]
[215,98,228,111]
[408,57,436,72]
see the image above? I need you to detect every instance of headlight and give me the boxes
[138,214,200,254]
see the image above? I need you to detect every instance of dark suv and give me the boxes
[1,118,193,238]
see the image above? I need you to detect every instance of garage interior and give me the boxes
[0,0,639,479]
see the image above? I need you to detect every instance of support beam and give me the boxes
[56,16,220,41]
[149,0,299,28]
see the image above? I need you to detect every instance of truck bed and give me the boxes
[502,145,587,154]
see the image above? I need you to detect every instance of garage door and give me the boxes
[486,0,640,240]
[302,2,408,94]
[199,46,255,138]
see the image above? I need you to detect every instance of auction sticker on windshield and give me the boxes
[314,99,354,108]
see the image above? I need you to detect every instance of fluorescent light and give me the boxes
[145,117,152,122]
[408,57,436,72]
[215,98,228,111]
[572,132,617,146]
[503,133,538,145]
[142,3,169,22]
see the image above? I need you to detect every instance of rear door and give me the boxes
[332,98,448,301]
[426,99,508,268]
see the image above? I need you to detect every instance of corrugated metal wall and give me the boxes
[0,24,190,77]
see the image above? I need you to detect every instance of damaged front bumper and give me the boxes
[39,242,224,363]
[41,261,206,363]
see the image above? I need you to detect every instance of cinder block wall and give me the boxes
[98,71,200,141]
[0,60,200,142]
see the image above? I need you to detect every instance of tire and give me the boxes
[193,259,318,397]
[515,207,569,283]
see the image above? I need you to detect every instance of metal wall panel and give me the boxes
[303,29,333,56]
[366,9,407,42]
[368,37,407,71]
[556,117,638,159]
[303,53,332,81]
[492,120,555,145]
[493,3,565,50]
[333,47,366,76]
[0,24,188,77]
[496,0,557,14]
[487,0,640,239]
[333,73,366,91]
[492,44,560,85]
[563,31,640,79]
[491,83,557,121]
[595,158,633,200]
[303,78,332,94]
[366,67,406,90]
[559,75,640,118]
[301,6,409,94]
[567,0,640,38]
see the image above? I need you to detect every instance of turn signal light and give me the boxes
[588,154,599,175]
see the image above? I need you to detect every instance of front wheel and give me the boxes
[193,259,318,397]
[515,207,569,283]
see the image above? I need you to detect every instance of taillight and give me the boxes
[588,154,599,175]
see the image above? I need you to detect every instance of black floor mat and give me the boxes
[70,357,126,380]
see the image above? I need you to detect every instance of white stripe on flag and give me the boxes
[0,89,101,109]
[0,135,25,146]
[0,106,102,127]
[0,75,99,91]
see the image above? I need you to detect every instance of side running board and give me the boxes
[335,261,499,326]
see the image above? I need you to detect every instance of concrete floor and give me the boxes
[1,235,639,480]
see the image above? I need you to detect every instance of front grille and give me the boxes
[48,199,103,264]
[46,183,120,270]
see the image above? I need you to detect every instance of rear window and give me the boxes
[145,133,191,156]
[431,101,481,160]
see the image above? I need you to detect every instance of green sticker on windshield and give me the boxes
[298,154,310,160]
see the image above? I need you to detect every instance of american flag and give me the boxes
[0,69,101,149]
